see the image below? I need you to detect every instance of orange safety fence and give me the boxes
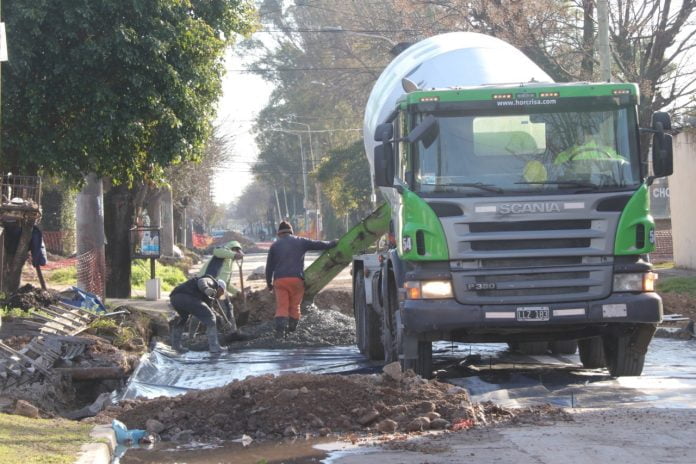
[192,233,214,249]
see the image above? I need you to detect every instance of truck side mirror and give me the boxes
[652,131,673,178]
[651,112,673,179]
[407,114,439,149]
[374,123,394,142]
[374,143,395,188]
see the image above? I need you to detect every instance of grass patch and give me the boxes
[653,261,674,270]
[657,276,696,295]
[44,260,186,292]
[131,260,186,292]
[0,413,92,464]
[46,267,77,285]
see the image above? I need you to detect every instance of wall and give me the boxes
[670,128,696,269]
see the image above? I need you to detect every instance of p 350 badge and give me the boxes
[466,282,497,290]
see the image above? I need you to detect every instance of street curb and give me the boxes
[75,424,115,464]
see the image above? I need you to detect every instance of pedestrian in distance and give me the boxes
[265,221,338,338]
[169,275,227,353]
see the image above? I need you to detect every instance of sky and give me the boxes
[212,46,274,205]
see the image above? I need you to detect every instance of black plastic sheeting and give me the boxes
[117,343,378,400]
[447,338,696,409]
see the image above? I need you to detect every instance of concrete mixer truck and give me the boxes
[302,32,672,378]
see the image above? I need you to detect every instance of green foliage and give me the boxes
[114,326,139,348]
[46,267,77,285]
[88,317,119,335]
[0,307,29,318]
[131,260,186,291]
[2,0,257,184]
[316,140,372,215]
[657,276,696,295]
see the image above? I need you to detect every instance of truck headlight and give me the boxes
[405,280,453,299]
[613,272,657,292]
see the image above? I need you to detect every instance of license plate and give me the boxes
[516,306,550,321]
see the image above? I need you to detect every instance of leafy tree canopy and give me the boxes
[1,0,257,184]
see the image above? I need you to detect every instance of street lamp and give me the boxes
[282,120,322,239]
[268,128,309,213]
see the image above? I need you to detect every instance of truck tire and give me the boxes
[550,340,578,355]
[402,339,433,379]
[602,325,655,376]
[354,274,384,360]
[515,341,549,355]
[578,337,605,368]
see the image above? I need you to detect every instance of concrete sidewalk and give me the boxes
[75,424,116,464]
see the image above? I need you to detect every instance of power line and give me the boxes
[254,28,418,33]
[232,66,384,72]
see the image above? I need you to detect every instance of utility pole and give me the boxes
[597,0,611,82]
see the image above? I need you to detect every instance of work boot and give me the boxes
[169,323,188,353]
[288,318,299,333]
[206,325,224,354]
[275,317,289,339]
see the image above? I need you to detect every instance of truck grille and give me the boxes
[451,218,612,304]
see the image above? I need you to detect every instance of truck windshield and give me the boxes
[414,107,641,195]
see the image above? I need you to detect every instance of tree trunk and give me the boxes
[581,0,595,79]
[2,214,37,293]
[76,174,106,298]
[160,187,175,256]
[104,183,133,298]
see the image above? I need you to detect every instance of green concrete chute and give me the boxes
[302,203,391,307]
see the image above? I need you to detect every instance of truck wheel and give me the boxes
[515,341,549,355]
[401,339,433,379]
[550,340,578,355]
[578,337,605,368]
[354,273,384,360]
[602,325,655,377]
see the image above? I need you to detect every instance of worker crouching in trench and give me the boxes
[168,275,227,353]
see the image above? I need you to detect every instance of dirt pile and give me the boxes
[232,288,276,323]
[104,369,482,441]
[232,288,354,324]
[314,289,353,315]
[662,292,696,321]
[205,231,264,254]
[229,308,355,348]
[2,284,60,311]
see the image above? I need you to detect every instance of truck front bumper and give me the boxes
[401,292,662,334]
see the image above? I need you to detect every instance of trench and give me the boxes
[113,336,696,463]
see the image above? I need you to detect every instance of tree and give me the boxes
[1,0,256,296]
[430,0,696,123]
[315,141,373,236]
[233,180,274,236]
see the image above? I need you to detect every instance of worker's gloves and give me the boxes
[204,287,217,298]
[234,251,244,260]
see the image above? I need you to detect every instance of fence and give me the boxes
[1,174,41,207]
[42,230,76,256]
[652,229,673,263]
[75,249,105,299]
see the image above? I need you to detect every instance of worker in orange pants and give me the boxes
[266,221,337,337]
